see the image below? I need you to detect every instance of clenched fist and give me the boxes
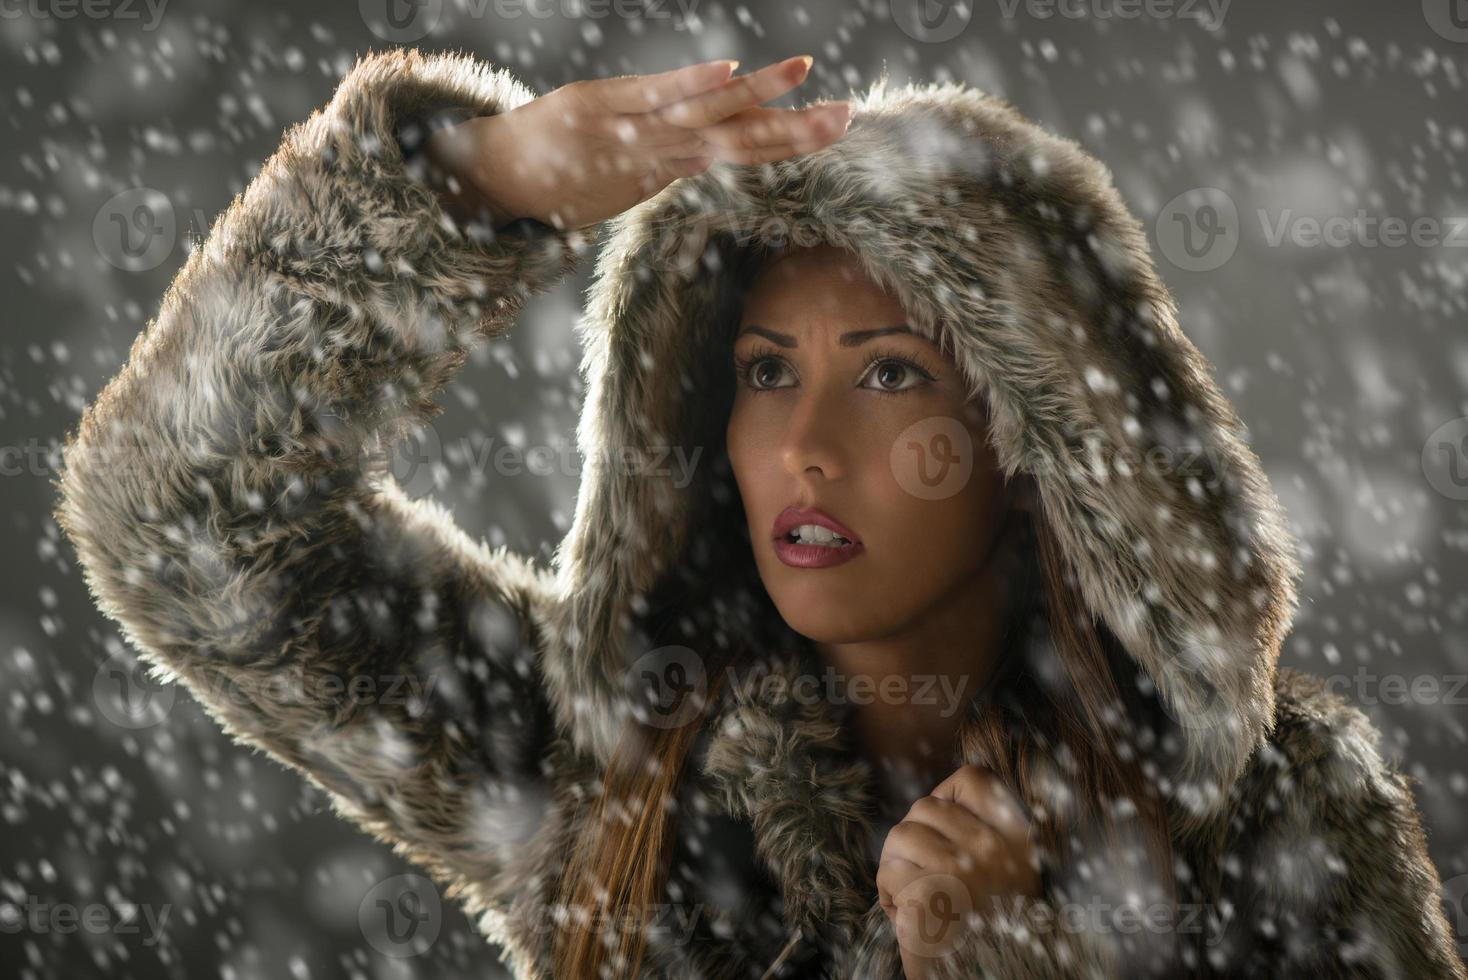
[877,764,1042,979]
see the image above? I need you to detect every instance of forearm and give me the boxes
[54,46,580,885]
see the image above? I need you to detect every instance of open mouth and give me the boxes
[782,525,855,548]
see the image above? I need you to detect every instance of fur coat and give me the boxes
[53,47,1466,979]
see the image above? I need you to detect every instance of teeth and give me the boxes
[789,523,850,546]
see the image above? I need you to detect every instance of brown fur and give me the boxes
[53,47,1464,978]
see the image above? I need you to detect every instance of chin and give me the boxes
[766,578,890,647]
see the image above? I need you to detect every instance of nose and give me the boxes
[779,383,847,482]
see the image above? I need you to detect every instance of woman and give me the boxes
[53,48,1465,979]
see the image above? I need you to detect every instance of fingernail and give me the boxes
[723,59,740,72]
[796,55,814,71]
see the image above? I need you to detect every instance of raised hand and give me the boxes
[423,55,852,231]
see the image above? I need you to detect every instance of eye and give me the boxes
[732,343,796,393]
[858,353,936,394]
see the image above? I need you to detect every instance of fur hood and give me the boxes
[53,47,1465,979]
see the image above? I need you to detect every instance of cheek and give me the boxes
[858,413,1009,564]
[725,401,772,502]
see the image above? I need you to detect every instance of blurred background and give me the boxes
[2,0,1466,976]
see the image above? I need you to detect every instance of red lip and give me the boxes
[771,506,865,569]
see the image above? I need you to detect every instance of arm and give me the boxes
[54,45,854,919]
[52,47,585,902]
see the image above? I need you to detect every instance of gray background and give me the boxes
[2,0,1466,976]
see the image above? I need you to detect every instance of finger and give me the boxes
[881,819,957,870]
[906,798,1026,881]
[902,797,996,852]
[656,55,814,129]
[631,154,716,203]
[932,765,1032,851]
[707,138,832,167]
[695,102,850,151]
[876,855,924,913]
[596,59,740,115]
[598,111,712,152]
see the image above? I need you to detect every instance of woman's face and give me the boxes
[726,244,1023,645]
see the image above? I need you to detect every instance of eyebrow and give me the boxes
[735,324,923,347]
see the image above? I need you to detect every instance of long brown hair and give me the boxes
[550,501,1179,978]
[551,247,1179,978]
